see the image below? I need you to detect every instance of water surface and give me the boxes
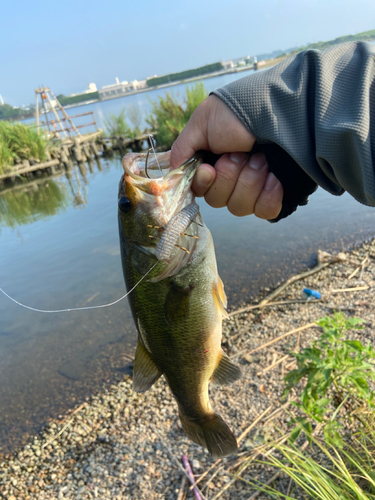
[1,69,375,454]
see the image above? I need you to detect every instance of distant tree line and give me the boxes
[147,62,224,87]
[56,92,99,106]
[298,29,375,53]
[0,104,34,121]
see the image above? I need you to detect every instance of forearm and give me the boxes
[213,42,375,220]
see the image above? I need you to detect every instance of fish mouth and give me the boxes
[121,152,203,217]
[122,151,172,181]
[122,151,202,184]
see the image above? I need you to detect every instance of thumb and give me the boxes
[170,98,210,169]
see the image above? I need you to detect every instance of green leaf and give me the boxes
[344,340,364,352]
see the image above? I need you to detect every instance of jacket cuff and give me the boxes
[253,143,318,222]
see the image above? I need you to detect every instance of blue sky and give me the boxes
[1,0,374,106]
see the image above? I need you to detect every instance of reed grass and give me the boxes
[247,413,375,500]
[242,312,375,500]
[103,108,132,138]
[147,81,208,149]
[0,121,48,174]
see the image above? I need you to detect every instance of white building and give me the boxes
[222,60,234,70]
[0,94,4,105]
[99,78,147,99]
[70,83,98,98]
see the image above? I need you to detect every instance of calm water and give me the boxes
[1,70,375,454]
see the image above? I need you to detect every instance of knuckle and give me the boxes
[255,199,282,219]
[227,204,251,217]
[227,197,254,217]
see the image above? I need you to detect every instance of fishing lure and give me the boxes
[155,202,199,261]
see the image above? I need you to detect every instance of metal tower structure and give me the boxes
[35,87,81,139]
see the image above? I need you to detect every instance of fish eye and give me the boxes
[118,197,132,213]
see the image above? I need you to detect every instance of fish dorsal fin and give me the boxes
[133,340,162,393]
[212,276,228,318]
[211,351,242,386]
[164,283,192,325]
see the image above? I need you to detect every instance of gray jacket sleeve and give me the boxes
[212,42,375,221]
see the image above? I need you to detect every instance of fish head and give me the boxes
[118,151,202,251]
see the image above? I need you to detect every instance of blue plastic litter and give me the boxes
[303,288,321,299]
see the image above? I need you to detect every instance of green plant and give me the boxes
[0,121,48,172]
[242,313,375,500]
[147,81,208,149]
[283,312,375,447]
[247,421,375,500]
[103,107,132,138]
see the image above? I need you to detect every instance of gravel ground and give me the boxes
[1,237,375,500]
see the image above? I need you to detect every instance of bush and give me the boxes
[247,312,375,499]
[0,122,48,173]
[147,82,208,149]
[103,108,131,138]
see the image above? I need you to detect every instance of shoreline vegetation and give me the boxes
[0,82,207,178]
[1,28,374,120]
[0,238,374,499]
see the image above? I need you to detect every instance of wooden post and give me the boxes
[90,141,100,158]
[72,138,83,162]
[82,141,92,159]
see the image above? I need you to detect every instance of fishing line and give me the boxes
[0,261,158,314]
[144,134,162,178]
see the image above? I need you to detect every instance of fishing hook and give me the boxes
[145,134,163,179]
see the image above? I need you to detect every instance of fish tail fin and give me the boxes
[179,412,238,458]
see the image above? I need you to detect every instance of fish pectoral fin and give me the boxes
[212,277,229,318]
[179,411,238,459]
[133,341,162,393]
[211,351,242,386]
[164,283,192,325]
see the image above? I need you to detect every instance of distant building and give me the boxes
[222,60,234,70]
[70,83,98,98]
[87,83,97,93]
[99,78,147,99]
[0,94,4,105]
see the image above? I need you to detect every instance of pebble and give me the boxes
[1,239,375,499]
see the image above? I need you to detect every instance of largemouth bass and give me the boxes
[118,151,242,458]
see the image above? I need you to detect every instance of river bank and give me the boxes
[1,236,374,500]
[60,56,288,111]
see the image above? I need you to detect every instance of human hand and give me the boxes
[170,95,283,219]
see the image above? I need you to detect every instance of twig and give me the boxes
[256,261,334,307]
[257,354,290,376]
[237,406,273,443]
[58,401,87,426]
[228,298,322,317]
[348,255,369,279]
[210,460,250,500]
[286,476,293,496]
[233,322,318,359]
[202,466,224,494]
[42,402,87,450]
[331,285,369,293]
[247,471,281,499]
[191,459,221,489]
[155,431,207,500]
[176,475,187,500]
[182,454,203,500]
[246,424,323,499]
